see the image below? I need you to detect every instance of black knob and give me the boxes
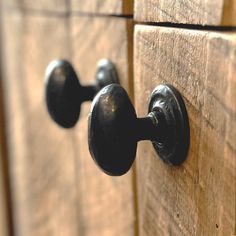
[88,84,190,176]
[45,59,118,128]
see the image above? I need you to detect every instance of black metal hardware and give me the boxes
[45,59,118,128]
[88,84,190,176]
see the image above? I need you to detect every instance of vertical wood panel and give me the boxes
[69,16,135,236]
[134,25,236,235]
[1,13,80,236]
[1,8,136,236]
[0,4,12,234]
[0,74,11,236]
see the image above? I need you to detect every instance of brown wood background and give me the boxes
[2,0,133,15]
[1,1,236,236]
[134,25,236,236]
[0,3,136,236]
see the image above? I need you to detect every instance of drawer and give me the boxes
[134,0,236,26]
[1,11,135,236]
[134,25,236,235]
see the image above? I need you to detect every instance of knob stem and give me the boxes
[81,85,98,102]
[135,111,166,142]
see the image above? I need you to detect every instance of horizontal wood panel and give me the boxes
[1,10,135,236]
[1,0,68,12]
[134,25,236,235]
[71,0,133,15]
[135,0,236,26]
[1,0,133,15]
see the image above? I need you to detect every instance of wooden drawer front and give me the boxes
[134,25,236,235]
[1,11,135,236]
[2,0,133,15]
[135,0,236,26]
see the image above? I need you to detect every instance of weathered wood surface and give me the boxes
[2,0,133,15]
[135,0,236,26]
[0,77,10,236]
[71,0,133,15]
[0,6,11,235]
[134,25,236,235]
[1,9,135,236]
[1,0,68,12]
[70,16,135,236]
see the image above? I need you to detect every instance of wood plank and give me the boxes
[1,13,80,236]
[1,10,136,236]
[0,69,10,236]
[71,0,133,15]
[1,0,68,12]
[135,0,236,26]
[70,16,136,236]
[134,25,236,235]
[2,0,133,15]
[0,8,12,235]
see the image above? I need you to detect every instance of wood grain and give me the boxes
[71,0,133,15]
[135,0,236,26]
[0,69,10,236]
[70,16,135,236]
[1,13,80,236]
[1,0,68,12]
[1,9,136,236]
[2,0,133,15]
[0,8,11,235]
[134,25,236,235]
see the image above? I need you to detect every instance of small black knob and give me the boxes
[88,84,190,176]
[45,59,118,128]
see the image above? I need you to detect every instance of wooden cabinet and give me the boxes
[0,0,235,236]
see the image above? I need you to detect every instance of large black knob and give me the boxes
[45,59,118,128]
[88,84,190,176]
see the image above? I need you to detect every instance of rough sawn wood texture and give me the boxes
[1,8,136,236]
[135,0,236,26]
[134,24,236,236]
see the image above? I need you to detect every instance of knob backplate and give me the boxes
[149,84,190,165]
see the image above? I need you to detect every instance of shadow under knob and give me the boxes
[88,84,190,176]
[45,59,118,128]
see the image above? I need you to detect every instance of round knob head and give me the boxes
[45,60,82,128]
[88,84,137,176]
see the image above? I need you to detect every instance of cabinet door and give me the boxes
[1,6,136,236]
[134,25,236,235]
[135,0,236,26]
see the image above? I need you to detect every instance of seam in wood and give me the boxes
[126,19,139,236]
[2,6,133,18]
[134,21,236,31]
[0,17,14,235]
